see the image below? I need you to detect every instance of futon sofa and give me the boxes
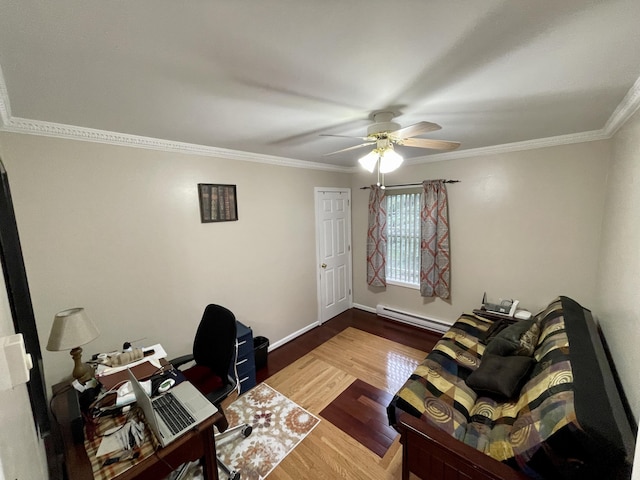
[387,296,635,480]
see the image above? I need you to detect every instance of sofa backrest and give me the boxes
[559,297,634,476]
[514,296,636,479]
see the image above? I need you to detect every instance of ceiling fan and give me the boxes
[322,111,461,174]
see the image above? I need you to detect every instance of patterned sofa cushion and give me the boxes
[387,313,489,440]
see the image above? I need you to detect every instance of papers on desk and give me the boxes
[96,419,145,457]
[95,344,167,391]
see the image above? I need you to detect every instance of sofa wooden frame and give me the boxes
[398,413,530,480]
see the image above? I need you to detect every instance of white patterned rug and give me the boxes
[216,383,320,480]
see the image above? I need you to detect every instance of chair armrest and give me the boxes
[168,354,194,369]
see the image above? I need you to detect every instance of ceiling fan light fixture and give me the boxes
[379,147,403,173]
[358,150,380,173]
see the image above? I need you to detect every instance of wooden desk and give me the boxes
[51,382,223,480]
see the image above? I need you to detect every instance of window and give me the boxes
[385,192,420,287]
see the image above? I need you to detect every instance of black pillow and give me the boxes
[480,318,511,344]
[484,318,540,356]
[466,354,534,399]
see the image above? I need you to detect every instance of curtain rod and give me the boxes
[359,180,460,190]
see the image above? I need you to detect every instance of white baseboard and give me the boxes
[352,303,376,314]
[267,305,373,352]
[268,320,320,352]
[266,302,438,353]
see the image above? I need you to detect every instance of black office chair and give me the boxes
[170,304,252,480]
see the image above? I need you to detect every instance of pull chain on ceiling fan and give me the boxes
[322,111,461,187]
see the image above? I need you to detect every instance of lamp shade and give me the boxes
[379,148,404,173]
[358,150,380,173]
[46,308,100,351]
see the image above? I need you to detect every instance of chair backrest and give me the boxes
[192,304,238,382]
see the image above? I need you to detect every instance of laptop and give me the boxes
[127,369,218,447]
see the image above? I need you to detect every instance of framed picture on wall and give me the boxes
[198,184,238,222]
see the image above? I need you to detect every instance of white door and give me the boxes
[315,188,352,324]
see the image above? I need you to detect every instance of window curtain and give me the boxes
[366,185,387,287]
[420,180,450,298]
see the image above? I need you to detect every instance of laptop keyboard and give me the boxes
[153,393,195,435]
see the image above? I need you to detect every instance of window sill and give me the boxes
[386,280,420,290]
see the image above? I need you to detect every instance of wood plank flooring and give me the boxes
[241,308,442,480]
[256,307,441,384]
[319,379,396,458]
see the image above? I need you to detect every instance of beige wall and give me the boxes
[0,132,350,389]
[351,141,611,324]
[595,106,640,424]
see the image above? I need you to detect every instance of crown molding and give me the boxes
[0,117,351,173]
[603,75,640,137]
[0,64,10,129]
[406,129,611,165]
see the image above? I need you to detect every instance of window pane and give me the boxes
[386,193,420,285]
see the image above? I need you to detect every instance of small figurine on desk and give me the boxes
[91,345,156,367]
[105,348,145,366]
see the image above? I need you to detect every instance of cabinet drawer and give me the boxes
[236,336,253,359]
[238,367,256,393]
[235,353,255,376]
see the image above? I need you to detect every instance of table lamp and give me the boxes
[46,307,100,383]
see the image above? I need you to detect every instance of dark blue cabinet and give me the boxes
[232,321,256,394]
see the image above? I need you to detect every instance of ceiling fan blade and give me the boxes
[399,137,461,151]
[390,121,442,139]
[323,142,375,156]
[320,134,371,140]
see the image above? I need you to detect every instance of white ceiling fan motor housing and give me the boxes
[367,111,400,137]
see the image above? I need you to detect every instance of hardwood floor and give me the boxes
[247,308,442,480]
[256,307,441,384]
[319,378,396,458]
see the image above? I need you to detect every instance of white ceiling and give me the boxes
[1,1,640,169]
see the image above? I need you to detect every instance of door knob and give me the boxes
[321,263,327,269]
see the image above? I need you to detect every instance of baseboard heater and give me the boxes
[376,304,451,334]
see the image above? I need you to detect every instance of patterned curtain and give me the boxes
[366,185,387,287]
[420,180,450,298]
